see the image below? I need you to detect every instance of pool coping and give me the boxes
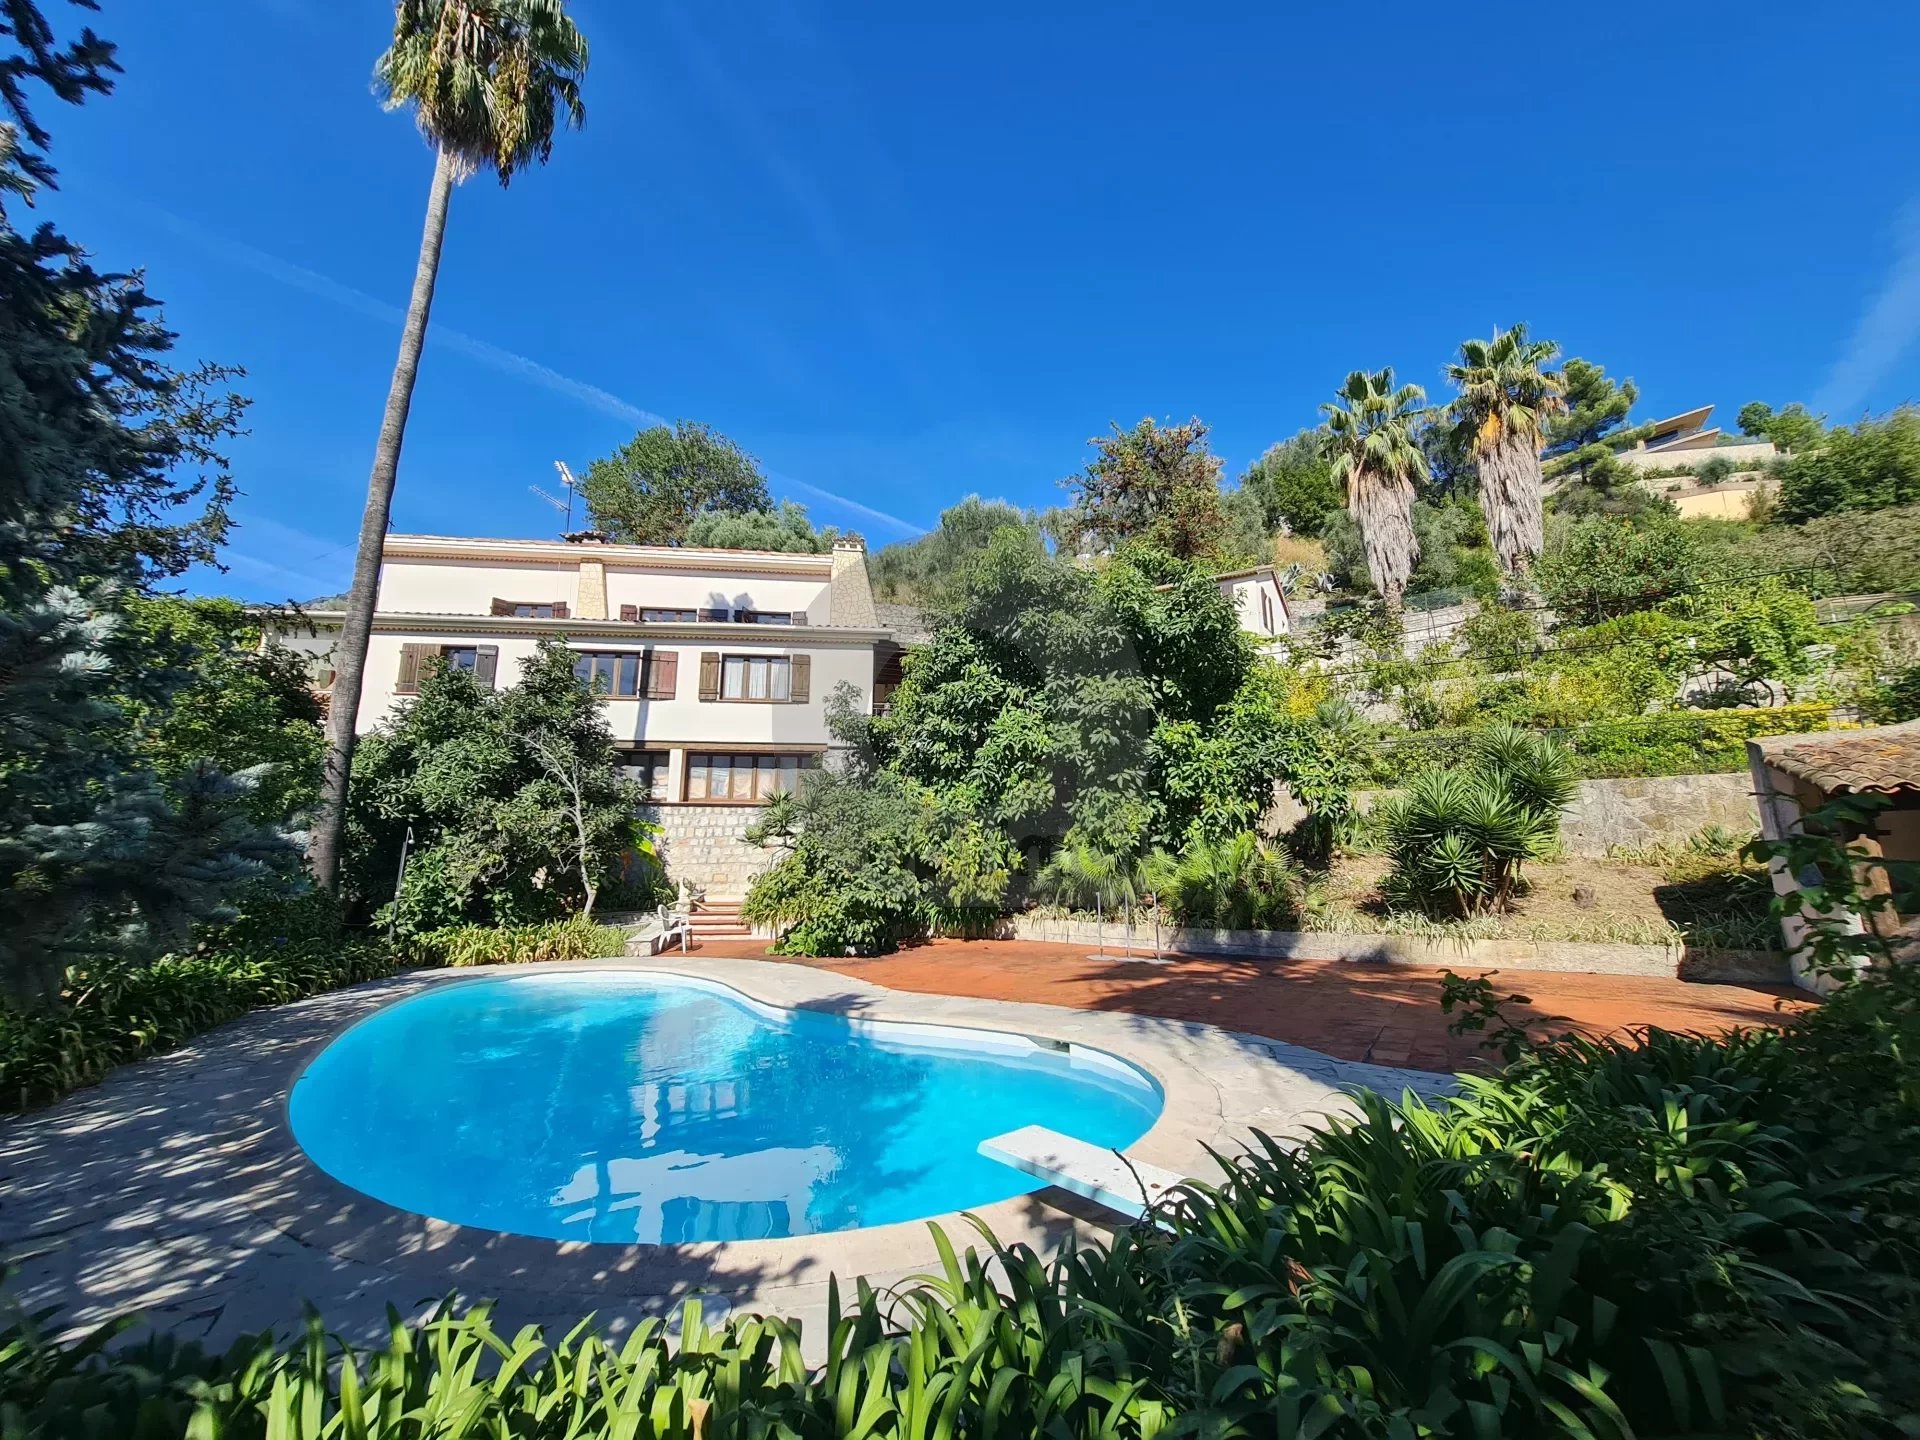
[240,958,1232,1299]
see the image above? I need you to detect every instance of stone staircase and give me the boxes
[687,897,753,945]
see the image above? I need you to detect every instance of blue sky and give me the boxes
[39,1,1920,601]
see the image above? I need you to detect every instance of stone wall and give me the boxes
[1001,915,1785,982]
[1557,773,1759,856]
[644,804,774,897]
[1355,772,1761,857]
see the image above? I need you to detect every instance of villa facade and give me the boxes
[277,532,892,896]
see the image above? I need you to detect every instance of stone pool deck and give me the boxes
[694,937,1809,1072]
[0,958,1445,1355]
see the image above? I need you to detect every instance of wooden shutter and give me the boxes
[553,602,570,619]
[698,651,722,701]
[489,598,514,616]
[473,645,499,690]
[790,610,810,626]
[647,650,679,699]
[619,604,638,622]
[788,654,811,704]
[395,643,430,694]
[698,607,728,622]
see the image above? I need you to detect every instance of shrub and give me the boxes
[0,892,393,1112]
[1157,829,1299,930]
[403,916,628,967]
[1370,703,1839,783]
[1380,724,1575,914]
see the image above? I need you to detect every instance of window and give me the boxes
[617,606,697,623]
[698,651,809,703]
[721,655,791,701]
[573,650,643,697]
[396,643,497,693]
[491,598,569,619]
[734,609,799,625]
[685,752,812,802]
[571,650,679,700]
[1259,589,1274,634]
[616,749,670,801]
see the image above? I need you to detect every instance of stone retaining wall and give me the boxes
[1557,773,1758,855]
[643,804,772,897]
[1358,772,1762,857]
[999,914,1785,983]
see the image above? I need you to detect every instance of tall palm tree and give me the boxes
[1319,368,1429,612]
[1446,324,1566,581]
[311,0,587,890]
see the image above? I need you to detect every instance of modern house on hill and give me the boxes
[1615,404,1777,474]
[274,532,892,896]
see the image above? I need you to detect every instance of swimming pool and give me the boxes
[289,972,1163,1244]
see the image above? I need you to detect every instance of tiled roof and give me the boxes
[1753,719,1920,794]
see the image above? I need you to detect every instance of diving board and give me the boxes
[978,1125,1185,1220]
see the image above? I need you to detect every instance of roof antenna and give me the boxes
[529,461,578,534]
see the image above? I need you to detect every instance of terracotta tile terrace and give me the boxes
[693,936,1808,1073]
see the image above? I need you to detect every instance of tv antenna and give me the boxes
[529,460,579,532]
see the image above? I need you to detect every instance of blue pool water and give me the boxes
[289,973,1162,1244]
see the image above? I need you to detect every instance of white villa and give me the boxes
[277,532,1291,896]
[279,531,892,894]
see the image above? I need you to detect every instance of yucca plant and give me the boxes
[1381,724,1575,915]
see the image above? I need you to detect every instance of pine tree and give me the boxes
[1542,358,1655,481]
[0,4,295,1001]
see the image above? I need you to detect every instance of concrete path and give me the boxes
[0,958,1445,1354]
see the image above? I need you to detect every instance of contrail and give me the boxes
[122,198,924,534]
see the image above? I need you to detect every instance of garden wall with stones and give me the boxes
[1556,773,1759,856]
[643,804,776,896]
[1354,772,1761,858]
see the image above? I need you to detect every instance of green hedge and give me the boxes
[0,907,632,1113]
[4,962,1916,1437]
[0,894,395,1112]
[1369,703,1840,784]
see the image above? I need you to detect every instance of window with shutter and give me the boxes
[789,654,811,704]
[553,602,569,619]
[395,643,429,694]
[619,604,638,622]
[790,610,810,626]
[473,646,499,690]
[646,650,679,699]
[698,651,722,701]
[697,607,729,622]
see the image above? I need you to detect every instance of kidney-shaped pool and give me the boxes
[289,972,1163,1244]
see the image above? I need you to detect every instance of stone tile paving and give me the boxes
[694,937,1810,1072]
[0,958,1445,1358]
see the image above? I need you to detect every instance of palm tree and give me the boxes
[311,1,588,890]
[1319,368,1429,612]
[1446,324,1567,582]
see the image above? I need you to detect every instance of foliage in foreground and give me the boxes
[6,948,1918,1438]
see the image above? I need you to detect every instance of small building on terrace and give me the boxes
[1749,720,1920,990]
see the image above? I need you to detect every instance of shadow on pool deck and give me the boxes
[693,936,1810,1073]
